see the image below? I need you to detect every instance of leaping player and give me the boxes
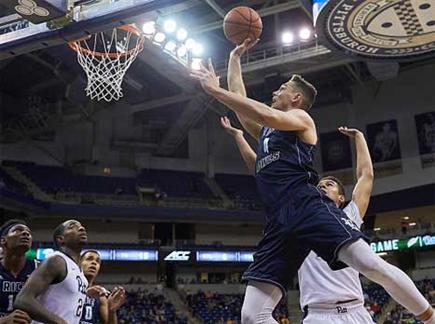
[15,220,89,324]
[190,39,435,324]
[79,250,126,324]
[221,116,376,323]
[0,219,35,324]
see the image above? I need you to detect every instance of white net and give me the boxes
[69,26,144,102]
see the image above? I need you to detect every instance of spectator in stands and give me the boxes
[117,289,187,324]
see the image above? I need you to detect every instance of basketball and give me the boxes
[223,6,263,45]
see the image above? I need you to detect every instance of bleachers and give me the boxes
[186,291,243,324]
[185,290,290,324]
[363,283,390,322]
[14,163,137,195]
[1,161,270,209]
[138,169,215,199]
[0,166,28,194]
[384,279,435,324]
[117,289,187,324]
[10,162,217,200]
[215,173,262,209]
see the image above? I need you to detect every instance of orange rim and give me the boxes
[68,24,145,58]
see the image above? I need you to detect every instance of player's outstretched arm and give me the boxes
[228,39,262,140]
[339,127,374,217]
[221,117,257,174]
[192,60,315,137]
[14,256,67,324]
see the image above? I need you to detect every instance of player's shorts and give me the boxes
[302,302,375,324]
[242,184,367,295]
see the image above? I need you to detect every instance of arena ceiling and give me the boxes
[0,0,433,158]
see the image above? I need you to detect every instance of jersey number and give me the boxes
[263,137,270,154]
[7,294,13,312]
[84,306,93,320]
[76,298,84,317]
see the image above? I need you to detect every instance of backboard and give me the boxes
[0,0,185,60]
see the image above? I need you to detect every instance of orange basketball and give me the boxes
[223,6,263,45]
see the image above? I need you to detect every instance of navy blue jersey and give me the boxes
[256,127,319,210]
[0,259,38,317]
[80,296,101,324]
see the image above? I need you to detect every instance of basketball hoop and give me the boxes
[68,24,145,102]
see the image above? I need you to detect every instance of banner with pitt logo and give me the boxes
[313,0,435,61]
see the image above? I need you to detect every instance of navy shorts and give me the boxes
[242,185,367,296]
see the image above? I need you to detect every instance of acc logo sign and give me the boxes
[164,251,191,261]
[316,0,435,60]
[15,0,50,17]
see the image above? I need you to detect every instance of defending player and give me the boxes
[0,219,35,324]
[189,41,435,324]
[80,250,126,324]
[15,220,89,324]
[221,117,375,323]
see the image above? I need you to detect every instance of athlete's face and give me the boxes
[271,82,302,111]
[59,220,88,248]
[81,251,101,279]
[0,224,32,252]
[317,179,345,208]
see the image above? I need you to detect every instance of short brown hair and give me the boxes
[286,75,317,110]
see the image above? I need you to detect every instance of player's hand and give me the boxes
[0,310,31,324]
[190,59,220,94]
[338,126,363,138]
[220,116,243,137]
[230,38,259,58]
[87,285,110,298]
[108,286,126,312]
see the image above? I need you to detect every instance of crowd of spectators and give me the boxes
[363,282,390,322]
[185,290,290,324]
[114,278,434,324]
[117,289,188,324]
[384,279,435,324]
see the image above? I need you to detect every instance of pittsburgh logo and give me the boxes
[317,0,435,59]
[15,0,50,17]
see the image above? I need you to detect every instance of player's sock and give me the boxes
[241,280,282,324]
[338,239,430,317]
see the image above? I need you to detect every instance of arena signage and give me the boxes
[314,0,435,60]
[164,251,192,261]
[196,251,255,262]
[370,235,435,253]
[35,248,159,261]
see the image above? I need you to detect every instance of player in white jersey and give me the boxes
[15,220,89,324]
[298,126,374,323]
[221,117,375,323]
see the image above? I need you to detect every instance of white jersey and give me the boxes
[299,201,364,309]
[32,251,88,324]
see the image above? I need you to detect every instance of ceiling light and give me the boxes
[177,28,188,41]
[281,32,294,45]
[299,27,311,40]
[163,20,177,33]
[154,32,166,43]
[192,42,204,56]
[142,21,156,35]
